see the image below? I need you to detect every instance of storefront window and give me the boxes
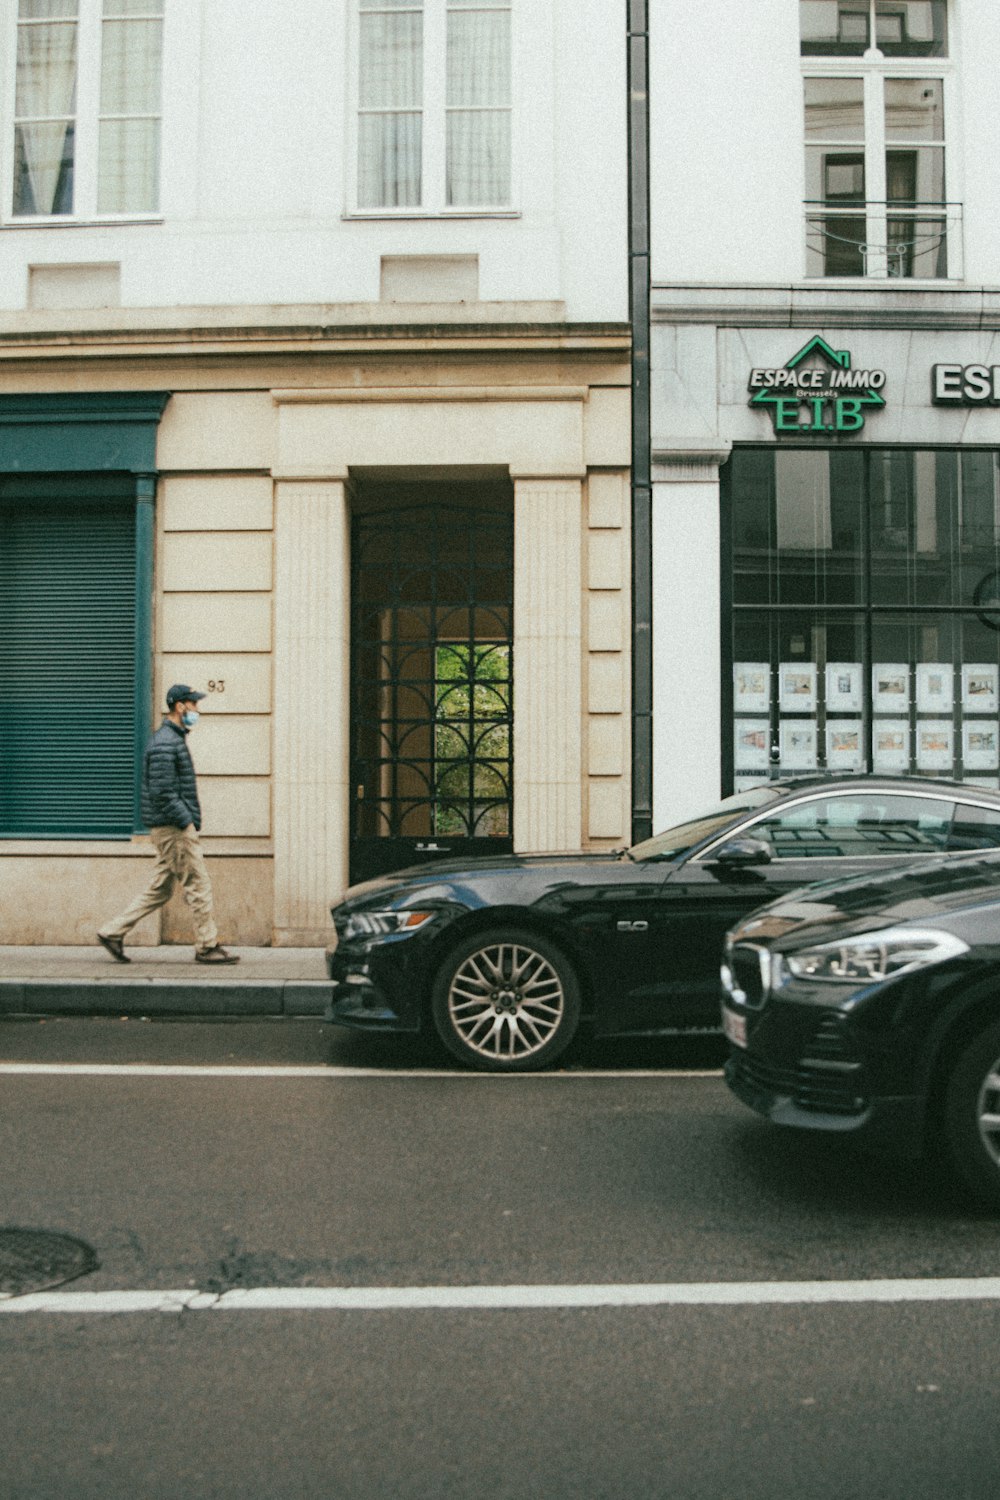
[732,448,865,607]
[726,448,1000,791]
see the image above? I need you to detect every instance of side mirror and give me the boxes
[710,836,772,869]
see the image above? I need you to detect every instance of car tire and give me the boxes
[431,928,581,1072]
[941,1021,1000,1210]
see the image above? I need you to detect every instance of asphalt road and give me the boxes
[3,1018,1000,1499]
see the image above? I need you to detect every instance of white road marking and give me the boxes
[0,1063,722,1079]
[3,1279,1000,1315]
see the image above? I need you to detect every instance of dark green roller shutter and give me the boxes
[0,489,137,836]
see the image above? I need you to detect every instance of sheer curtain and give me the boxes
[358,1,424,208]
[446,2,510,207]
[14,0,78,216]
[98,0,163,213]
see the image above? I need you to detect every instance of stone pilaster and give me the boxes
[651,457,724,830]
[272,481,350,944]
[513,479,583,852]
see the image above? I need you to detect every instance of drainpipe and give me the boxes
[627,0,653,844]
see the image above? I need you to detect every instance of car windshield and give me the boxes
[627,786,784,863]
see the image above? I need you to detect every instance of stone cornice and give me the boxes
[651,284,1000,332]
[0,302,631,362]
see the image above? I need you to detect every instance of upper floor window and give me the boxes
[800,0,947,57]
[356,0,512,213]
[12,0,163,220]
[800,1,956,278]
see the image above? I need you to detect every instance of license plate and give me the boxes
[722,1006,747,1049]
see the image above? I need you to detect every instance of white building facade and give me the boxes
[649,0,1000,827]
[0,0,631,945]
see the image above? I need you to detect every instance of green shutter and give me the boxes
[0,490,137,836]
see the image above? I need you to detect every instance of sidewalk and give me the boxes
[0,946,333,1018]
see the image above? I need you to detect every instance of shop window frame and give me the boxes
[721,444,1000,794]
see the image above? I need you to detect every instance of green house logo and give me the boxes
[748,336,887,435]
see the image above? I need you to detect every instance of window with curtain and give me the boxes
[357,0,512,212]
[12,0,163,219]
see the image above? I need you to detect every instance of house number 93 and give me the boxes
[207,680,225,693]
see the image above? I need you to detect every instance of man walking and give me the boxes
[97,685,239,964]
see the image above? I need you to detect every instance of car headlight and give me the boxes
[340,909,434,940]
[784,926,968,984]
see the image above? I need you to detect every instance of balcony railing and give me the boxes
[805,200,963,279]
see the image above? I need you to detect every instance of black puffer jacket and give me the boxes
[141,719,202,830]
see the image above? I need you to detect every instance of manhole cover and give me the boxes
[0,1229,99,1297]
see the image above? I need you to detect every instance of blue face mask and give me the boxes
[181,710,200,729]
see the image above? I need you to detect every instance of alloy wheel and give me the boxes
[446,941,566,1062]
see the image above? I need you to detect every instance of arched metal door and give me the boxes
[350,501,514,885]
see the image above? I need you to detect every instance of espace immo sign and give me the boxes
[748,336,887,433]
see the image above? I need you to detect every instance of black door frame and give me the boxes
[349,496,515,885]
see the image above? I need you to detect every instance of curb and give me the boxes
[0,980,333,1019]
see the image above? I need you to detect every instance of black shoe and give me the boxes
[195,946,240,965]
[97,933,130,963]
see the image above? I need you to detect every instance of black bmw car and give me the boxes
[722,852,1000,1209]
[327,775,1000,1071]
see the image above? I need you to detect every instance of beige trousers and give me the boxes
[99,824,219,954]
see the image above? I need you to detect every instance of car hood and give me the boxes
[339,851,626,910]
[731,851,1000,952]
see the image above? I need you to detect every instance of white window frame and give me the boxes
[1,0,164,228]
[801,5,961,280]
[346,0,519,219]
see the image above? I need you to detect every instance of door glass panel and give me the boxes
[805,147,867,276]
[804,78,865,141]
[875,0,947,56]
[806,206,868,276]
[885,78,944,144]
[804,78,868,276]
[885,146,946,211]
[800,0,869,54]
[434,641,511,835]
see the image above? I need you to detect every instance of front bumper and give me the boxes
[326,979,418,1032]
[724,1046,922,1150]
[324,941,425,1032]
[722,996,925,1156]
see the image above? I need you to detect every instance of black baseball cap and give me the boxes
[166,683,206,708]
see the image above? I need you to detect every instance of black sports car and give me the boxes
[326,776,1000,1071]
[722,851,1000,1209]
